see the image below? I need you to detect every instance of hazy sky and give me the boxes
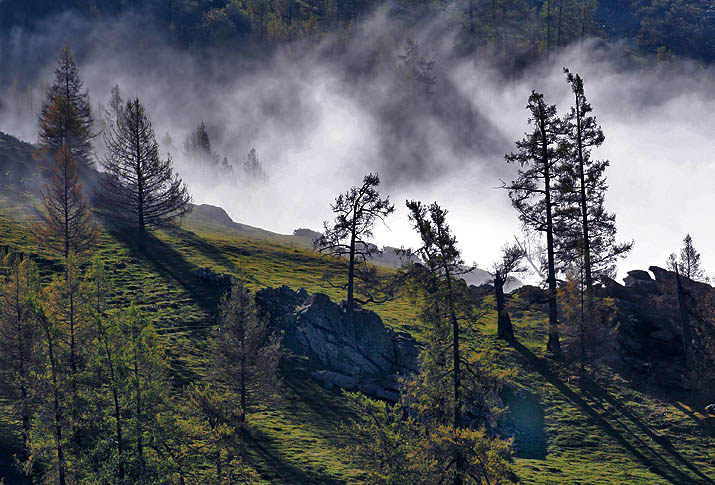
[2,8,714,282]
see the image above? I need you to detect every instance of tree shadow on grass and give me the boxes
[579,376,713,484]
[164,226,244,274]
[671,401,715,440]
[108,225,222,317]
[241,426,345,484]
[510,340,712,484]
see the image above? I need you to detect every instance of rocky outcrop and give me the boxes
[256,286,419,400]
[602,266,713,387]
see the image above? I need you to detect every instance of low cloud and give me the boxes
[1,6,714,280]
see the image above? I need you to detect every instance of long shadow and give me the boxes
[164,227,241,273]
[109,227,222,317]
[671,401,715,439]
[241,427,344,484]
[580,377,713,483]
[278,357,360,449]
[509,341,710,485]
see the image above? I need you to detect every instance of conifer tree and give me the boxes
[243,148,266,180]
[100,98,191,240]
[0,254,41,457]
[406,200,508,485]
[315,173,394,326]
[33,294,69,485]
[558,69,631,305]
[505,91,563,357]
[83,257,127,481]
[212,278,282,424]
[121,304,170,479]
[669,233,706,282]
[35,96,98,259]
[184,120,220,170]
[106,84,123,126]
[38,46,94,173]
[344,201,513,485]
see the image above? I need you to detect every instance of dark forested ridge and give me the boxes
[1,0,714,62]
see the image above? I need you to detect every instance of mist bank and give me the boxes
[1,7,714,280]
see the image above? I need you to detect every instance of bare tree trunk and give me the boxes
[579,265,586,372]
[575,89,594,308]
[240,327,247,424]
[44,323,67,485]
[444,270,463,485]
[14,282,31,455]
[347,218,357,326]
[135,123,145,243]
[546,0,552,57]
[557,0,563,47]
[541,117,561,358]
[132,343,145,475]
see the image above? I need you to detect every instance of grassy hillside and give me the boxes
[0,184,714,484]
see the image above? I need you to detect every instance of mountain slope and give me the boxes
[0,178,713,483]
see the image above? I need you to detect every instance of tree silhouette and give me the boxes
[505,91,563,357]
[35,96,98,259]
[100,98,191,240]
[38,46,94,173]
[315,173,394,325]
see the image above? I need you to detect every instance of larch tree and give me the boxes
[35,95,98,259]
[505,91,563,357]
[243,148,266,180]
[315,173,394,326]
[121,304,170,479]
[406,200,479,485]
[212,278,282,425]
[100,98,191,241]
[490,244,525,341]
[33,293,69,485]
[42,252,90,457]
[38,46,94,173]
[669,233,706,282]
[557,270,617,372]
[83,256,127,481]
[0,254,41,457]
[352,200,512,485]
[106,84,123,126]
[558,69,631,307]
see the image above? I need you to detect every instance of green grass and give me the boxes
[1,185,714,484]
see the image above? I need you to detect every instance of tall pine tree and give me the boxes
[100,98,191,240]
[505,91,563,357]
[38,46,94,173]
[35,95,98,259]
[557,69,631,306]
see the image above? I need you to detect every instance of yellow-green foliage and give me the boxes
[0,189,714,484]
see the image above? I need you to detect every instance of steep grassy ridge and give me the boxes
[0,186,713,484]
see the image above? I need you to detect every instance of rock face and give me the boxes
[256,286,419,400]
[602,266,713,387]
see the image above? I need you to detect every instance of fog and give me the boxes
[1,6,714,281]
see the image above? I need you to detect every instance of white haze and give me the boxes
[1,7,714,282]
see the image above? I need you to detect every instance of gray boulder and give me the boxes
[602,266,714,388]
[256,286,418,400]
